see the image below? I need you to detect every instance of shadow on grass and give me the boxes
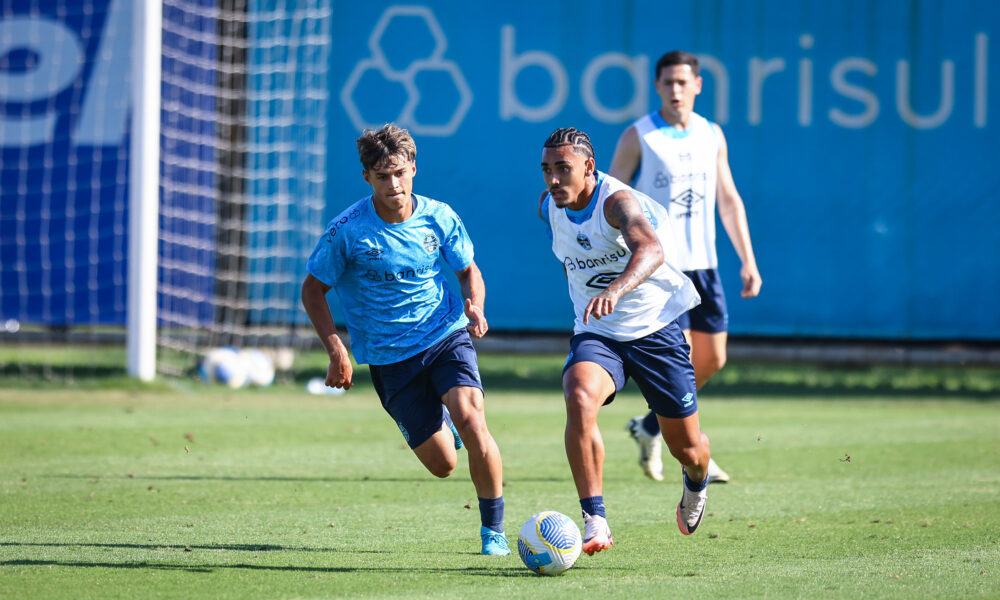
[0,559,536,577]
[45,474,567,484]
[0,542,339,553]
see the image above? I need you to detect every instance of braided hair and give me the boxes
[543,127,595,161]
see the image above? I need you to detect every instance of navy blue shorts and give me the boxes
[563,321,698,419]
[369,328,483,449]
[676,269,728,334]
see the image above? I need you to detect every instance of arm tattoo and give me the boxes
[604,193,664,297]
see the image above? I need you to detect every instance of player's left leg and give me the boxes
[442,384,509,555]
[688,329,730,483]
[428,330,509,555]
[442,385,503,499]
[659,412,711,535]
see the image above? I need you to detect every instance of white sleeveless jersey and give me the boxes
[546,172,700,341]
[632,111,720,271]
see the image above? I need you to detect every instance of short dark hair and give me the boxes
[356,124,417,171]
[543,127,595,161]
[655,50,699,78]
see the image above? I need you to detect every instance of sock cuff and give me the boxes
[683,470,709,492]
[580,495,606,519]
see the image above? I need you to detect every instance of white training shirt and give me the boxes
[544,172,700,341]
[632,111,720,271]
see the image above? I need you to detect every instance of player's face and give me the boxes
[654,64,702,119]
[541,145,595,209]
[363,155,416,213]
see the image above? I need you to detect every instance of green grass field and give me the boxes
[1,354,998,599]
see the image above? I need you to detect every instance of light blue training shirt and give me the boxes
[306,194,473,366]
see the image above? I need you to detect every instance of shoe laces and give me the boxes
[681,487,707,522]
[582,512,610,542]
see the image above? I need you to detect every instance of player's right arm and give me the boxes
[582,191,665,324]
[301,274,353,390]
[608,125,641,184]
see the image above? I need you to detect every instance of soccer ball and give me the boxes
[517,511,582,576]
[198,347,248,388]
[239,348,275,387]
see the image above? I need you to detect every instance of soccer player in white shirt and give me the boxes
[609,51,762,484]
[539,127,712,554]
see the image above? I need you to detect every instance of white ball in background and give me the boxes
[240,348,275,387]
[199,347,248,388]
[271,347,295,371]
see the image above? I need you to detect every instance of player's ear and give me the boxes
[586,156,596,174]
[362,169,371,185]
[411,160,417,178]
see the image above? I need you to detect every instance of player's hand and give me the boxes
[740,263,762,298]
[465,298,488,338]
[583,289,620,324]
[325,351,354,390]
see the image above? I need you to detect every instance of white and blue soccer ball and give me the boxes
[198,347,248,388]
[517,511,582,576]
[239,348,275,387]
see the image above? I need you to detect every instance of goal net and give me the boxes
[0,0,332,380]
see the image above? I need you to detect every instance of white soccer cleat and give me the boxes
[676,480,708,535]
[626,416,664,481]
[706,458,730,484]
[581,512,614,556]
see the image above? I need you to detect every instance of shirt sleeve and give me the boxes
[306,221,348,287]
[439,205,474,272]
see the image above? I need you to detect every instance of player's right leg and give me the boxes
[563,334,624,556]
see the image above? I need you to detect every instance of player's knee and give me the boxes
[563,389,600,425]
[710,352,727,374]
[668,444,704,469]
[453,413,488,444]
[427,456,457,479]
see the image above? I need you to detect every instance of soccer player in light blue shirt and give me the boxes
[301,124,509,556]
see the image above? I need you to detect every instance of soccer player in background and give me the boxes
[609,50,762,484]
[301,124,510,556]
[538,127,713,554]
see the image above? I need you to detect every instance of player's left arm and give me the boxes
[582,192,665,324]
[455,260,488,338]
[714,124,762,298]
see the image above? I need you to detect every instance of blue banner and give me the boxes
[1,0,996,341]
[328,0,999,340]
[0,0,131,325]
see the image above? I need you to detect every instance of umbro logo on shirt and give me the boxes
[585,273,620,289]
[365,248,386,260]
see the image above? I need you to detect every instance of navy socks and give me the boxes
[580,495,606,519]
[478,496,504,532]
[683,469,709,492]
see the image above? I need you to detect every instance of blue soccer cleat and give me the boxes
[480,526,511,556]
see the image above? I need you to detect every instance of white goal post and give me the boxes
[127,0,163,381]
